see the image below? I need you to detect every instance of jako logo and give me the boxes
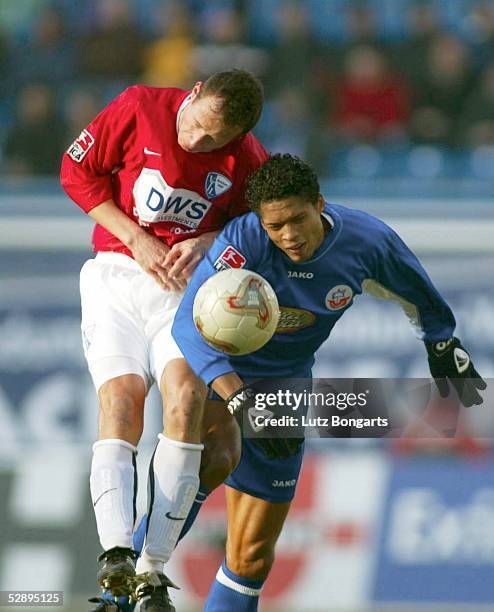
[288,270,314,279]
[133,168,212,228]
[272,479,297,488]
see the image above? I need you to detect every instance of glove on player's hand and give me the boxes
[425,337,486,407]
[226,386,304,460]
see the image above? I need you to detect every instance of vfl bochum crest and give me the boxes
[205,172,232,199]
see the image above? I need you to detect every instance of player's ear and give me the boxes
[317,194,324,213]
[191,81,203,100]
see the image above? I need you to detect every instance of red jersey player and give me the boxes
[60,70,267,611]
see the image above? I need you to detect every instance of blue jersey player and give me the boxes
[126,154,485,612]
[168,154,486,612]
[165,154,486,611]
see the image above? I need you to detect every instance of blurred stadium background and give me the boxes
[1,0,494,610]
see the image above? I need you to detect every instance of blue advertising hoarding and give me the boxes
[374,456,494,604]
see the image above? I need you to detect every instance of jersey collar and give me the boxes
[322,210,334,230]
[176,93,193,133]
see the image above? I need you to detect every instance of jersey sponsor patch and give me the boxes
[133,168,213,228]
[67,129,94,162]
[205,172,232,199]
[325,285,354,310]
[214,245,247,271]
[276,307,316,334]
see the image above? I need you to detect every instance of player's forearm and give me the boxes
[194,229,220,250]
[211,372,244,401]
[88,199,146,250]
[202,230,220,249]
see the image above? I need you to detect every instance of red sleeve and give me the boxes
[60,87,139,213]
[227,135,269,219]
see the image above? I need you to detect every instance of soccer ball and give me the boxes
[193,269,280,355]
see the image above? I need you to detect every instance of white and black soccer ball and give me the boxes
[193,269,280,355]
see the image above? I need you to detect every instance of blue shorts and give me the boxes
[225,436,305,503]
[209,371,312,504]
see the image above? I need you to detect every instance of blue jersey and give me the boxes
[172,203,455,385]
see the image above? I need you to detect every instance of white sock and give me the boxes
[90,439,138,551]
[136,434,203,574]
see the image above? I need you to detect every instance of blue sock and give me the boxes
[132,514,147,554]
[99,590,135,612]
[204,559,264,612]
[132,483,209,553]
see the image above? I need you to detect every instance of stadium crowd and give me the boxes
[2,0,494,177]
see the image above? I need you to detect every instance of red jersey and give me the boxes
[60,86,268,255]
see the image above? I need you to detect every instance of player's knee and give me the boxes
[200,447,240,491]
[228,539,275,581]
[165,379,206,435]
[200,415,241,490]
[168,377,206,410]
[98,386,144,440]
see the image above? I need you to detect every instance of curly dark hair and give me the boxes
[246,154,320,213]
[198,69,264,133]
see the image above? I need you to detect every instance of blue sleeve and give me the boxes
[172,214,263,385]
[365,224,456,342]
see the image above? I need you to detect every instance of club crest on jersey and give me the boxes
[325,285,354,311]
[205,172,232,199]
[214,245,246,271]
[67,129,94,162]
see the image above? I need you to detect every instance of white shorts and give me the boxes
[80,252,184,392]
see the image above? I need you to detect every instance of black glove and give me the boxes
[425,337,486,407]
[226,385,304,460]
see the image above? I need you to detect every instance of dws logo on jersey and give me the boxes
[325,285,354,311]
[205,172,232,199]
[133,168,213,228]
